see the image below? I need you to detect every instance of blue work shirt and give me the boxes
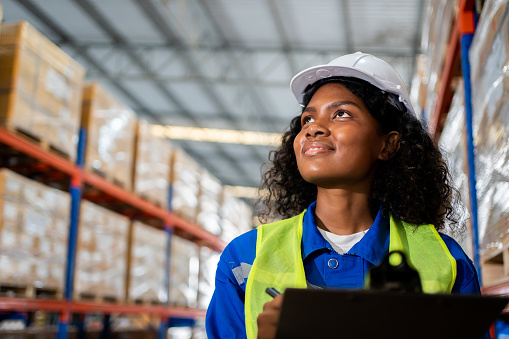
[206,202,487,339]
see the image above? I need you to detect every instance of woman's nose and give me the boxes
[306,121,330,137]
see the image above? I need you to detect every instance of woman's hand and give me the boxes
[257,294,284,339]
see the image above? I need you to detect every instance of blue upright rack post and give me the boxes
[158,185,174,339]
[459,0,482,284]
[57,128,86,339]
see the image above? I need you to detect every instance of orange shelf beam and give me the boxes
[169,213,226,251]
[0,297,65,313]
[0,127,78,177]
[71,301,206,318]
[0,298,206,318]
[0,128,225,251]
[430,15,461,139]
[82,171,169,221]
[482,281,509,297]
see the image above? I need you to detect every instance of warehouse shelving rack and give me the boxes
[0,125,225,338]
[431,0,481,282]
[431,0,509,324]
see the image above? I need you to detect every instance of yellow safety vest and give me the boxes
[244,210,457,339]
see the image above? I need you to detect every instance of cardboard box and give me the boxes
[0,22,85,161]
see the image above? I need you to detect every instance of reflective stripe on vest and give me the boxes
[244,210,457,339]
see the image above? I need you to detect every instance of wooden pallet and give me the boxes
[2,125,75,162]
[0,284,62,299]
[481,247,509,287]
[137,194,165,209]
[130,298,165,306]
[85,166,131,191]
[2,124,73,162]
[75,292,123,304]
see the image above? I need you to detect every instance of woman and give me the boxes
[206,53,485,339]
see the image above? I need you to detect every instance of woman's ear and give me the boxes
[379,131,401,161]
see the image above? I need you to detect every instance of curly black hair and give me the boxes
[260,77,460,231]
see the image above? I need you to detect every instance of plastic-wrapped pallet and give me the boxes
[168,327,193,339]
[0,168,69,295]
[134,120,172,208]
[81,82,137,191]
[409,55,428,118]
[419,0,456,122]
[167,321,207,339]
[170,149,201,223]
[196,170,223,236]
[439,80,473,258]
[469,0,509,260]
[470,0,509,133]
[169,236,199,308]
[0,21,85,161]
[128,221,167,304]
[197,246,220,310]
[220,193,253,244]
[76,201,129,302]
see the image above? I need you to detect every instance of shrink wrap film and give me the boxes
[169,236,199,307]
[168,327,193,339]
[409,55,428,117]
[197,246,219,309]
[220,193,252,243]
[420,0,456,122]
[469,0,509,259]
[0,168,69,290]
[439,80,473,258]
[470,0,509,134]
[81,83,137,191]
[170,149,200,222]
[133,120,172,208]
[76,201,129,301]
[196,170,223,236]
[0,22,84,161]
[128,221,167,303]
[168,325,207,339]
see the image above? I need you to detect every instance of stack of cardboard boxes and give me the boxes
[0,20,253,311]
[133,120,172,208]
[169,236,199,308]
[469,0,509,284]
[75,201,130,302]
[411,0,456,121]
[128,221,167,304]
[170,149,201,222]
[0,22,84,161]
[81,82,137,190]
[0,169,69,296]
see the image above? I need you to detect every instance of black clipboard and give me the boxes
[276,288,508,339]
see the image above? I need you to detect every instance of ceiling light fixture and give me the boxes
[224,185,267,199]
[150,125,282,146]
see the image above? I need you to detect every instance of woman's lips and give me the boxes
[303,143,334,156]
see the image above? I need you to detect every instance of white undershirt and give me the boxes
[317,227,369,255]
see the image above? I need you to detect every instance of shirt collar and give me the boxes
[301,201,390,265]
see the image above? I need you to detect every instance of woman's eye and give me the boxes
[302,116,314,125]
[334,110,351,118]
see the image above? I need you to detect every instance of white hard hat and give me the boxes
[290,52,415,115]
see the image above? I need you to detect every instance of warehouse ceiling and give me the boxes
[2,0,426,198]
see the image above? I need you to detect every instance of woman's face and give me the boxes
[293,82,389,189]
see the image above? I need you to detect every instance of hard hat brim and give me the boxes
[290,64,414,115]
